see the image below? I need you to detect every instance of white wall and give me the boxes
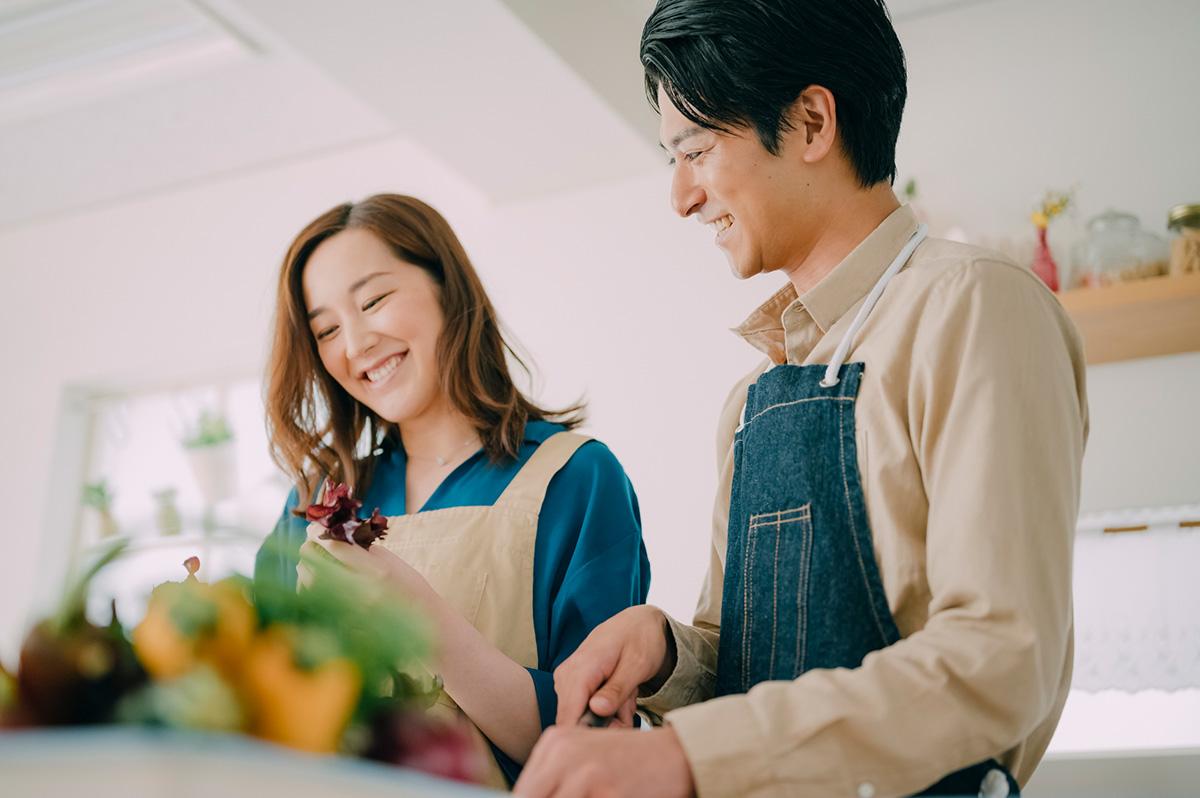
[2,0,1198,678]
[0,137,478,662]
[895,0,1199,243]
[0,134,768,664]
[893,0,1200,513]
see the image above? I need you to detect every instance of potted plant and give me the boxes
[82,480,118,539]
[182,411,237,526]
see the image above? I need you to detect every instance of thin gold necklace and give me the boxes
[408,437,478,466]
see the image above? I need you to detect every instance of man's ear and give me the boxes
[790,85,838,163]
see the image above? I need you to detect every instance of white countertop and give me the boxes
[0,727,503,798]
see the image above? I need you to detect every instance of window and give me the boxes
[1049,504,1200,752]
[62,375,289,627]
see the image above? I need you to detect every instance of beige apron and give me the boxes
[378,431,590,790]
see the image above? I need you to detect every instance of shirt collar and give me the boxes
[731,205,920,360]
[523,419,566,444]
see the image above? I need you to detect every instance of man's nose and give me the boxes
[670,166,704,219]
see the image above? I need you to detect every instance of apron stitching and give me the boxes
[839,399,890,643]
[752,507,810,524]
[748,507,810,528]
[749,511,813,681]
[797,515,811,675]
[770,519,781,679]
[743,525,757,693]
[746,395,854,427]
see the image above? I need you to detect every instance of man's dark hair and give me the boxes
[641,0,907,187]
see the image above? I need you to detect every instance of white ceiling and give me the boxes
[0,0,996,230]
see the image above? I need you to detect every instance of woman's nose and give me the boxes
[342,319,379,360]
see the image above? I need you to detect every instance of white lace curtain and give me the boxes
[1072,504,1200,692]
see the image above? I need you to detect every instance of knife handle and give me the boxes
[578,709,613,728]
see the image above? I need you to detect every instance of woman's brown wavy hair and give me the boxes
[265,194,584,503]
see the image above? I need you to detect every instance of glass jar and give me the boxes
[1069,210,1169,289]
[1167,204,1200,276]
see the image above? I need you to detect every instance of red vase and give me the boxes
[1031,225,1059,291]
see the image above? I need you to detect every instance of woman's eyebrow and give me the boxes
[349,271,389,293]
[307,272,390,321]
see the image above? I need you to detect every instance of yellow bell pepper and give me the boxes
[196,582,255,678]
[132,583,196,679]
[240,626,362,754]
[133,579,255,681]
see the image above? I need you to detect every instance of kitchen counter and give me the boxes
[0,727,502,797]
[4,726,1196,797]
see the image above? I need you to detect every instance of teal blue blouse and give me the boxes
[254,421,650,782]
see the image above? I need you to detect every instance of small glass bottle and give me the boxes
[1167,204,1200,276]
[154,487,182,536]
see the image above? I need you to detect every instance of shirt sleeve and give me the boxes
[490,439,650,784]
[662,262,1087,798]
[253,486,303,595]
[535,439,650,687]
[639,365,763,721]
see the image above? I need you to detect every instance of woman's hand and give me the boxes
[297,521,339,590]
[306,534,434,606]
[302,527,544,764]
[298,521,432,605]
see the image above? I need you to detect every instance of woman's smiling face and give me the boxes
[303,227,447,427]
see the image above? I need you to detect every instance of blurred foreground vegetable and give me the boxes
[1,540,487,785]
[11,543,146,727]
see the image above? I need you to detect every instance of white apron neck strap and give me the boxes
[821,223,928,388]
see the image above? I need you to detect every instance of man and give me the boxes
[515,1,1087,796]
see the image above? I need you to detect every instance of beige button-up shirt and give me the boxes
[641,206,1089,798]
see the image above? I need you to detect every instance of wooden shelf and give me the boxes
[1057,272,1200,365]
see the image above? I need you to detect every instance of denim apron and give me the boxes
[714,224,1019,798]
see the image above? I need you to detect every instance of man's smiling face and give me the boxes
[658,85,816,281]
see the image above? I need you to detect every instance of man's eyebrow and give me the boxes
[660,126,706,152]
[307,271,389,321]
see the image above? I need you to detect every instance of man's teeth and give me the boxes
[366,354,402,382]
[709,216,733,233]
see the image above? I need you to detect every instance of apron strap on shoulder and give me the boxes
[822,222,928,387]
[495,431,591,512]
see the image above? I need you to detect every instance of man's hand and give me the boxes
[553,605,676,728]
[514,727,694,798]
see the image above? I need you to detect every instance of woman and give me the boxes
[254,194,649,788]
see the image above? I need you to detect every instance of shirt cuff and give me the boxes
[665,695,777,798]
[664,690,848,798]
[526,667,557,731]
[637,615,716,718]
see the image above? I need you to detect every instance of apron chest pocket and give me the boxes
[739,505,814,688]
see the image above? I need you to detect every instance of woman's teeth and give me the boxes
[366,354,402,382]
[709,216,733,233]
